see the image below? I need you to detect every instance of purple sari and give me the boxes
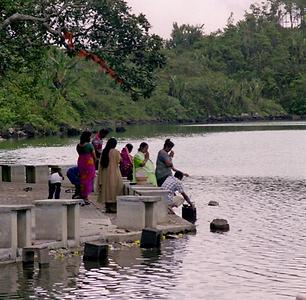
[120,147,133,179]
[77,144,95,198]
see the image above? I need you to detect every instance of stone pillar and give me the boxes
[116,196,161,230]
[134,189,169,223]
[11,166,26,183]
[34,200,80,247]
[67,204,80,246]
[25,166,36,183]
[35,203,67,245]
[117,196,146,230]
[1,165,11,182]
[35,166,49,184]
[17,209,32,247]
[0,205,33,261]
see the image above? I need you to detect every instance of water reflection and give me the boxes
[0,123,306,299]
[1,176,306,299]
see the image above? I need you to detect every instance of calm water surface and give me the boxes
[0,122,306,299]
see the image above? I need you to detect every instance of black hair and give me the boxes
[80,131,92,144]
[100,138,118,168]
[51,166,61,174]
[174,170,184,180]
[99,128,110,137]
[138,142,148,152]
[164,138,174,149]
[126,143,133,153]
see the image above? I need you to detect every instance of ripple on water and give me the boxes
[0,176,306,299]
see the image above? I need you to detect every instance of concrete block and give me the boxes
[140,228,161,248]
[35,204,67,242]
[34,200,80,247]
[1,165,11,182]
[22,246,50,267]
[25,166,36,183]
[67,204,80,244]
[134,190,169,223]
[117,197,146,230]
[37,247,50,266]
[0,205,33,261]
[182,205,197,224]
[116,196,161,231]
[11,166,26,183]
[35,166,49,183]
[22,248,35,267]
[0,212,15,248]
[83,242,108,261]
[17,209,32,247]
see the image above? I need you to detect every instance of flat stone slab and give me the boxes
[0,205,34,212]
[34,199,80,206]
[117,196,161,203]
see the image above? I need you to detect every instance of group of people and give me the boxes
[49,128,194,214]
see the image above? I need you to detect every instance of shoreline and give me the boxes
[1,114,304,140]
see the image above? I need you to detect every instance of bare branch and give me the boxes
[0,13,46,30]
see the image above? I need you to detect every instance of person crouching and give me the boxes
[161,171,194,214]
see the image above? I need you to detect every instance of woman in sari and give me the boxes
[133,142,157,186]
[97,138,123,213]
[76,131,96,205]
[120,143,133,180]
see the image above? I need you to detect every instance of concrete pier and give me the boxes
[0,205,33,261]
[0,167,196,263]
[116,195,162,230]
[34,199,80,247]
[132,189,169,223]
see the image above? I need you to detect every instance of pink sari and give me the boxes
[120,147,133,179]
[77,145,95,198]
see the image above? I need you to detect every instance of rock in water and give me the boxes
[208,200,219,206]
[210,219,230,232]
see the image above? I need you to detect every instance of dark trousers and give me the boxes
[157,176,168,187]
[48,182,61,199]
[72,184,81,199]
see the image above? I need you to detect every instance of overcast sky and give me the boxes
[126,0,258,38]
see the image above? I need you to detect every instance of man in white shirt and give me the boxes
[48,167,64,199]
[161,171,194,212]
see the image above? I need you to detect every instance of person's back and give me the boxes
[66,166,80,186]
[161,171,194,213]
[161,175,184,204]
[92,128,109,170]
[66,166,81,199]
[48,168,64,199]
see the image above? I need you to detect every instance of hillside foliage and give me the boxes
[0,0,306,132]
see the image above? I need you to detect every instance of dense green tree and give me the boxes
[169,23,204,48]
[2,0,306,134]
[0,0,166,97]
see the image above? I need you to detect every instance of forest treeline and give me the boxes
[0,0,306,134]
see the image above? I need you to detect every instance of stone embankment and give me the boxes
[0,164,196,264]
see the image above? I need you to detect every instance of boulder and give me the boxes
[208,201,219,206]
[210,219,230,232]
[22,123,36,137]
[115,126,126,133]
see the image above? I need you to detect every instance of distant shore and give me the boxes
[1,114,304,140]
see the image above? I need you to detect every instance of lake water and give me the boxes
[0,121,306,299]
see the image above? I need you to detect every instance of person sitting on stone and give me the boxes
[161,171,194,213]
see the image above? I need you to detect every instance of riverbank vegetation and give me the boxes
[0,0,306,135]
